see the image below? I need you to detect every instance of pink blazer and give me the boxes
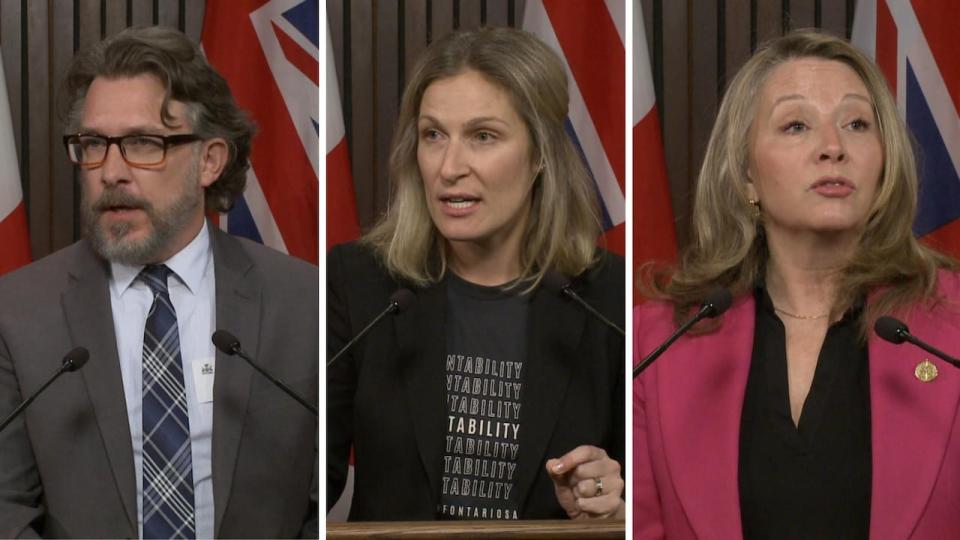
[634,271,960,539]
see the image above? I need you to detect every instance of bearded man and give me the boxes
[0,26,318,539]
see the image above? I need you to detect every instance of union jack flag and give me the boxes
[202,0,319,265]
[853,0,960,258]
[523,0,626,256]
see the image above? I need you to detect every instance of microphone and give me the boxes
[327,288,415,368]
[633,287,732,377]
[543,270,624,336]
[874,316,960,368]
[212,330,319,416]
[0,347,90,434]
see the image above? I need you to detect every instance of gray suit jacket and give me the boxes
[0,228,318,538]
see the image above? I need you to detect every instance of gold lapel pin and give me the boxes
[915,359,938,382]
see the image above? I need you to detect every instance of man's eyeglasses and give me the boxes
[62,133,202,168]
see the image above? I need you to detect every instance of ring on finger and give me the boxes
[594,477,604,496]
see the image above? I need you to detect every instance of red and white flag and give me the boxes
[325,17,360,249]
[632,0,676,303]
[853,0,960,258]
[325,12,361,520]
[202,0,319,264]
[523,0,626,255]
[0,52,31,275]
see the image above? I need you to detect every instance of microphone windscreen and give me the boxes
[389,288,416,313]
[212,330,241,355]
[874,316,909,344]
[541,270,571,294]
[63,347,90,372]
[702,287,733,318]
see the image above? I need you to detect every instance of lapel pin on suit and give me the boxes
[875,316,957,383]
[915,359,938,383]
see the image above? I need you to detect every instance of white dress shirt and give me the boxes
[109,222,216,539]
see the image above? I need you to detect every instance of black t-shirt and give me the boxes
[438,272,529,520]
[739,287,871,539]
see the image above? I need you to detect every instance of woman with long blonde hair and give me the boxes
[330,27,625,521]
[635,29,958,539]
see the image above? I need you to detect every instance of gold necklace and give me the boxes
[773,306,829,320]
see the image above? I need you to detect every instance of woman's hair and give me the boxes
[362,27,602,289]
[646,28,954,334]
[60,25,255,213]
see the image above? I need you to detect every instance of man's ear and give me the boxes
[199,138,229,188]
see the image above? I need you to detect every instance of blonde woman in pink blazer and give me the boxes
[634,30,959,539]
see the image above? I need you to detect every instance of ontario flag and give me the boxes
[853,0,960,258]
[523,0,626,256]
[325,16,360,250]
[202,0,319,264]
[0,51,30,275]
[632,0,676,304]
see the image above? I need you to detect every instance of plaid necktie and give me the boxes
[140,264,195,539]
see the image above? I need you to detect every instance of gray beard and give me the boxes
[82,172,203,265]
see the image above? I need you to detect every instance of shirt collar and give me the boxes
[110,221,212,296]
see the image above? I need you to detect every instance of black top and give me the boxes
[440,272,529,520]
[326,242,624,520]
[739,287,871,539]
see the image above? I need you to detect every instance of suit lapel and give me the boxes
[209,230,260,537]
[658,297,754,538]
[395,282,447,508]
[60,242,137,534]
[514,286,583,510]
[869,298,960,539]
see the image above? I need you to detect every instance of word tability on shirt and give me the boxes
[442,353,523,518]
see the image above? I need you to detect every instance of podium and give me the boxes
[326,519,625,538]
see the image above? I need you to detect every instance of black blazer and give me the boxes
[327,242,624,520]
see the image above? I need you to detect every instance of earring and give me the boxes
[748,198,761,220]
